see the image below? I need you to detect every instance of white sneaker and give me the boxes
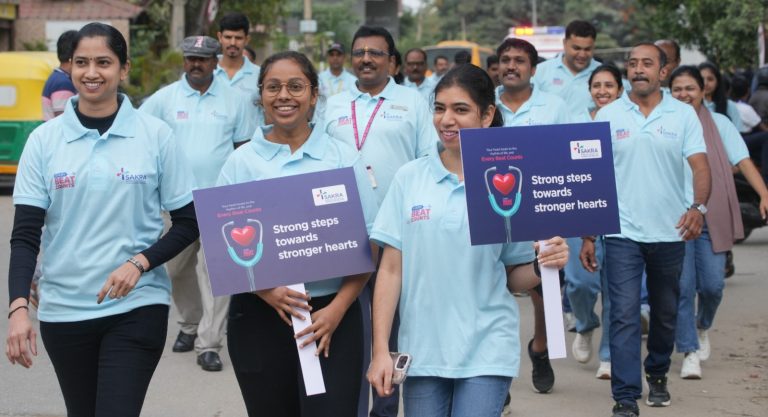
[681,352,702,379]
[572,330,593,363]
[564,312,576,332]
[697,329,711,361]
[596,361,611,380]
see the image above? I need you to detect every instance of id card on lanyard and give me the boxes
[352,97,384,188]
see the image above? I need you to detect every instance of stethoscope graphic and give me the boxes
[484,166,523,243]
[221,219,264,292]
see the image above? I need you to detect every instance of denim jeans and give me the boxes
[604,237,685,404]
[403,376,512,417]
[565,236,611,361]
[675,228,725,353]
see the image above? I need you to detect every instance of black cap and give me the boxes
[328,42,344,54]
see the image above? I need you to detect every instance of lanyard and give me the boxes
[351,98,384,151]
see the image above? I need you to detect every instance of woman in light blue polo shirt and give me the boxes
[217,51,378,417]
[669,66,768,379]
[366,64,569,417]
[5,23,198,416]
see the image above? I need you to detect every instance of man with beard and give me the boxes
[140,35,254,372]
[403,48,436,100]
[214,12,263,126]
[323,25,437,417]
[532,20,600,118]
[593,43,710,417]
[494,37,570,399]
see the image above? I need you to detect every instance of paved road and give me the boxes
[1,191,766,417]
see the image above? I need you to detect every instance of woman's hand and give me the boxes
[5,304,37,368]
[255,287,311,326]
[97,257,147,304]
[535,236,569,269]
[367,351,395,397]
[294,302,345,357]
[579,238,598,273]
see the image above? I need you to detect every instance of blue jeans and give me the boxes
[675,228,725,353]
[604,238,685,404]
[403,376,512,417]
[565,237,611,361]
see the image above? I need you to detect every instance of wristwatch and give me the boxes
[690,203,708,215]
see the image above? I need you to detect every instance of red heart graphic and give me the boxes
[492,173,516,196]
[230,226,256,246]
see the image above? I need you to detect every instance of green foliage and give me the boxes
[638,0,765,68]
[213,0,285,47]
[129,0,172,57]
[123,50,183,104]
[22,40,48,51]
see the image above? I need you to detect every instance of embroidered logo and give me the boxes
[656,126,678,139]
[390,104,408,112]
[380,111,403,122]
[116,168,148,184]
[616,129,630,140]
[176,111,188,120]
[409,204,431,223]
[53,172,76,189]
[553,78,564,86]
[337,115,352,126]
[211,110,228,121]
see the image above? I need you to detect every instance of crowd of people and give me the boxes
[6,12,768,417]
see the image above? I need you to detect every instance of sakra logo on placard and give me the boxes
[312,184,348,206]
[570,140,602,160]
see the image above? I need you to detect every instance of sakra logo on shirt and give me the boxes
[53,171,76,189]
[656,126,678,139]
[116,168,148,184]
[409,204,431,223]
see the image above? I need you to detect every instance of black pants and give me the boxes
[228,292,363,417]
[40,304,169,417]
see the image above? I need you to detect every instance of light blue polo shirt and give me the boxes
[318,68,357,98]
[684,110,749,204]
[495,85,571,126]
[13,95,195,322]
[217,125,379,297]
[214,56,263,126]
[139,75,254,188]
[595,93,707,242]
[371,143,535,378]
[704,99,744,133]
[403,77,437,101]
[323,77,438,203]
[532,54,601,118]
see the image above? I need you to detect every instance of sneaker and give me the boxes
[680,352,702,379]
[645,374,671,407]
[611,402,639,417]
[640,309,650,336]
[596,361,611,380]
[572,330,593,363]
[502,392,512,415]
[564,312,576,332]
[697,329,710,361]
[528,339,554,393]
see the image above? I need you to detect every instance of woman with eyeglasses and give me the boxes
[217,51,378,417]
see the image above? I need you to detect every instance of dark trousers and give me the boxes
[605,238,685,404]
[40,304,169,417]
[228,292,363,417]
[743,131,768,181]
[366,271,401,417]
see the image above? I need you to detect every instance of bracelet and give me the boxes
[126,257,146,274]
[8,305,28,319]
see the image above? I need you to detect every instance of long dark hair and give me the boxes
[434,64,503,127]
[699,62,729,119]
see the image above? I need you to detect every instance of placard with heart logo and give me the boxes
[230,226,256,246]
[492,173,516,195]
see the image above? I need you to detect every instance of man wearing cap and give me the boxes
[214,12,263,126]
[140,35,255,372]
[315,42,357,123]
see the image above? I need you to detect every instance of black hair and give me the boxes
[57,30,78,63]
[698,62,729,117]
[454,50,471,65]
[669,65,705,90]
[392,49,404,84]
[486,54,499,68]
[73,23,128,66]
[731,75,750,100]
[630,42,667,69]
[655,39,680,63]
[219,12,250,35]
[352,26,395,56]
[434,64,503,127]
[496,38,539,68]
[405,48,427,62]
[244,45,257,62]
[588,64,623,89]
[434,55,448,65]
[565,20,597,40]
[257,51,319,94]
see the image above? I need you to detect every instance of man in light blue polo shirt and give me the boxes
[214,12,263,127]
[532,20,600,118]
[316,42,357,124]
[495,37,569,397]
[140,35,254,373]
[403,48,436,101]
[594,43,711,417]
[323,25,436,417]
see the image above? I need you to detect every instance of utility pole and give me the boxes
[532,0,538,26]
[302,0,315,61]
[171,0,187,48]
